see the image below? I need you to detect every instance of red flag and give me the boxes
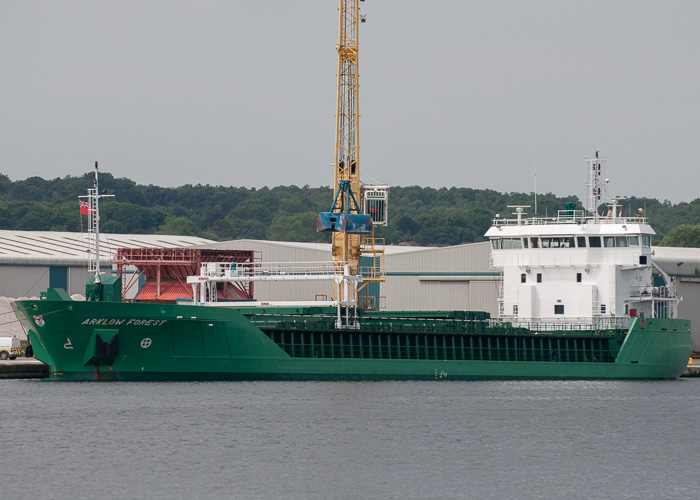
[79,201,92,215]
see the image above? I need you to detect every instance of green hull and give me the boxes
[12,295,691,381]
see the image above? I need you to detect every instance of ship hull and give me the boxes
[12,298,691,381]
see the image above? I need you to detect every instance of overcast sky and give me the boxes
[1,1,698,203]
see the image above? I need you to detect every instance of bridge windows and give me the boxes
[491,234,647,250]
[592,235,644,248]
[541,237,575,248]
[491,238,524,249]
[503,238,523,249]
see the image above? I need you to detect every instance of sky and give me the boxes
[1,0,699,203]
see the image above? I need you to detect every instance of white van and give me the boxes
[0,337,21,360]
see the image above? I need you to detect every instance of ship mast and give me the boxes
[585,150,606,220]
[79,162,114,283]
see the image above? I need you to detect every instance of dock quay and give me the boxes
[0,358,49,379]
[682,364,700,377]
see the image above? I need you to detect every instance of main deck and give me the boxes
[246,309,623,364]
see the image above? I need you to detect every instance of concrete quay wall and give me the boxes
[0,358,49,379]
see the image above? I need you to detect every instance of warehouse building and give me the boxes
[0,230,214,298]
[649,246,700,350]
[0,230,214,339]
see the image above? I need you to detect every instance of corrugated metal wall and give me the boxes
[205,240,329,263]
[470,280,501,312]
[0,266,49,297]
[0,265,95,298]
[381,242,499,314]
[652,248,700,352]
[387,243,491,273]
[68,267,91,296]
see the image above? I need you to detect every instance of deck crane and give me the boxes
[317,0,388,310]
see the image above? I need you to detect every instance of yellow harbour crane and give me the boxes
[317,0,388,309]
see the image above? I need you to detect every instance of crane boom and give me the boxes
[334,0,360,186]
[332,0,363,274]
[317,0,386,312]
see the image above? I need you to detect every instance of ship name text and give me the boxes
[81,318,168,327]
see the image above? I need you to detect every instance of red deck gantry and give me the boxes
[113,248,258,303]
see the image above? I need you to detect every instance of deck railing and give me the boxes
[499,317,631,331]
[492,211,648,227]
[629,285,677,299]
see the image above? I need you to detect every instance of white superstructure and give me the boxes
[485,151,680,328]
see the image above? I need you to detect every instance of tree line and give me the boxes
[0,172,698,247]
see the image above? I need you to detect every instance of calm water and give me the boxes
[2,378,699,499]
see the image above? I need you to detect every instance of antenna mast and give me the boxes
[79,162,114,283]
[585,150,606,220]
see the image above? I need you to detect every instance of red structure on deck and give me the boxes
[112,248,258,303]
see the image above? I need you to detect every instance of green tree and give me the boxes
[659,224,700,248]
[2,170,699,245]
[267,212,327,242]
[211,217,237,241]
[235,219,268,240]
[158,216,202,236]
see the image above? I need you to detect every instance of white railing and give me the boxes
[187,261,364,330]
[497,316,632,331]
[199,261,343,281]
[492,211,648,227]
[629,285,677,299]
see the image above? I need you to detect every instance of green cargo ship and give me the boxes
[11,290,690,381]
[10,154,691,380]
